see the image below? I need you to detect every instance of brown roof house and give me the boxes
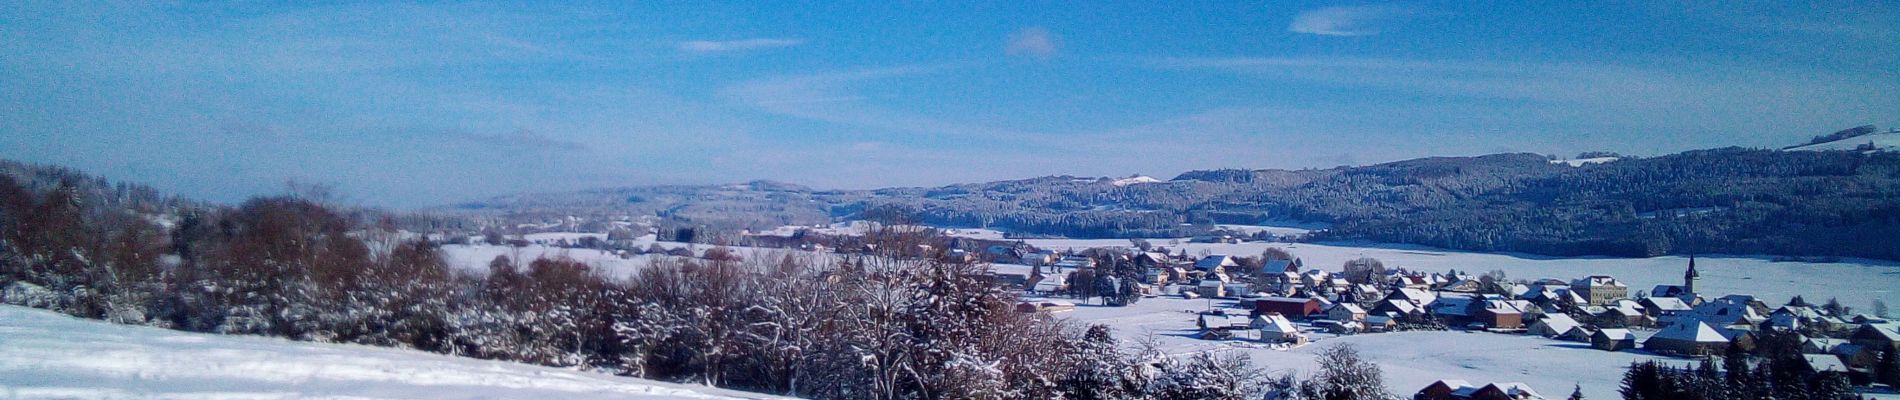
[1592,328,1638,351]
[1414,380,1545,400]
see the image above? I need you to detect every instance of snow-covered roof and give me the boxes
[1643,297,1692,311]
[1432,295,1477,317]
[1650,320,1729,343]
[1194,255,1237,270]
[1803,354,1848,373]
[1596,329,1637,341]
[1383,299,1421,314]
[1860,322,1900,341]
[1255,314,1299,334]
[1332,303,1366,314]
[1572,275,1624,288]
[1534,314,1580,333]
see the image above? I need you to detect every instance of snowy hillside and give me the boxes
[1784,130,1900,152]
[1110,175,1163,186]
[0,306,793,400]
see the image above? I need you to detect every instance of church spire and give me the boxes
[1684,255,1699,294]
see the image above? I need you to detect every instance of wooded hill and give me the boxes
[456,147,1900,260]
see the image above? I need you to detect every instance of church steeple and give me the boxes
[1684,255,1699,295]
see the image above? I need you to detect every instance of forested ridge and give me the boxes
[454,147,1900,260]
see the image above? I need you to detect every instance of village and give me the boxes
[984,242,1898,400]
[443,223,1900,399]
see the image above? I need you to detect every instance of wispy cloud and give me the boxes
[677,38,805,53]
[1288,5,1418,36]
[719,63,1033,139]
[1005,27,1060,59]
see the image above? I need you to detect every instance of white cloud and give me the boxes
[677,38,805,53]
[1005,27,1060,59]
[1288,5,1416,36]
[719,63,1032,139]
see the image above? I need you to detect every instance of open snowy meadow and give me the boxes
[1046,295,1689,399]
[0,305,790,400]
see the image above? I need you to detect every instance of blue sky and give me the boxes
[3,1,1896,208]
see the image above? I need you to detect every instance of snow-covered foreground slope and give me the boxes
[0,306,792,400]
[1056,296,1684,399]
[1027,239,1900,311]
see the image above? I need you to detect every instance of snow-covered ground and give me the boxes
[439,235,830,281]
[1548,156,1620,166]
[1785,131,1900,152]
[1026,239,1900,311]
[1053,296,1683,399]
[1111,175,1163,187]
[0,305,791,400]
[1212,223,1323,237]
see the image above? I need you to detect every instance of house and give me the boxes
[1415,380,1545,400]
[1196,279,1228,298]
[1649,256,1702,300]
[985,245,1025,264]
[1527,314,1581,338]
[1365,315,1399,332]
[1644,320,1732,356]
[990,273,1030,289]
[1257,297,1324,319]
[1254,313,1307,344]
[1023,250,1060,266]
[1850,322,1900,351]
[1328,303,1368,322]
[1803,337,1847,354]
[1134,252,1173,268]
[1799,354,1849,375]
[1439,279,1483,293]
[1594,299,1652,328]
[1431,294,1481,326]
[1030,272,1069,294]
[1395,275,1432,290]
[1558,326,1596,342]
[1194,255,1238,275]
[1388,288,1440,307]
[1569,276,1628,306]
[1263,258,1302,274]
[1683,295,1768,332]
[1313,320,1363,335]
[1375,299,1425,320]
[1141,268,1171,286]
[1477,300,1527,330]
[1639,296,1693,321]
[1592,328,1638,351]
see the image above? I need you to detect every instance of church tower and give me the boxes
[1684,255,1700,295]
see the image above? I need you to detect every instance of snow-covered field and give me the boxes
[1548,156,1621,166]
[439,235,831,281]
[1785,131,1900,152]
[1026,239,1900,311]
[0,305,791,400]
[1053,296,1682,399]
[446,230,1900,310]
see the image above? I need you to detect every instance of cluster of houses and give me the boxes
[1095,249,1898,384]
[1413,380,1544,400]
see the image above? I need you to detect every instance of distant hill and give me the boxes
[1783,125,1900,153]
[452,145,1900,260]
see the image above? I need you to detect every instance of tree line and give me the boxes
[1,171,1411,399]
